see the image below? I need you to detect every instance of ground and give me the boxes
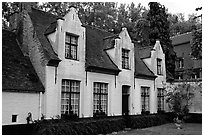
[110,123,202,135]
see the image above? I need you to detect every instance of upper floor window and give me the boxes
[157,58,162,75]
[122,49,130,69]
[178,58,184,68]
[65,33,78,60]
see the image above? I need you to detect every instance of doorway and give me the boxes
[122,85,130,115]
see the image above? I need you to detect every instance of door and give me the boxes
[122,85,130,115]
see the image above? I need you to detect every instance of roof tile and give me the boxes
[2,30,44,92]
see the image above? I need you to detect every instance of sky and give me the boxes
[117,0,203,20]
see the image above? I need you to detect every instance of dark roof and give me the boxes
[85,25,121,75]
[2,30,44,92]
[28,8,61,63]
[138,46,153,59]
[171,32,192,46]
[134,44,156,79]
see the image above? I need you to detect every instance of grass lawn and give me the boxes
[111,123,202,135]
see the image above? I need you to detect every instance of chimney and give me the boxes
[9,12,19,32]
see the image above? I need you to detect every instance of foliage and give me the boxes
[165,83,195,116]
[3,114,171,135]
[127,114,169,129]
[35,117,126,135]
[168,13,202,37]
[191,28,202,59]
[147,2,176,77]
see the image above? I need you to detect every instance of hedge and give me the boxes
[35,116,126,135]
[126,114,169,129]
[3,114,171,135]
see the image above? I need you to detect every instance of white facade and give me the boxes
[3,7,170,124]
[37,8,168,118]
[135,41,167,114]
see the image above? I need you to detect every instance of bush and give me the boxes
[3,114,172,135]
[127,114,169,129]
[183,113,202,123]
[35,116,126,135]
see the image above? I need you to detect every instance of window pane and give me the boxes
[71,36,77,44]
[65,34,70,43]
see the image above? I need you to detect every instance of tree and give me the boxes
[165,83,195,116]
[147,2,176,77]
[191,7,202,59]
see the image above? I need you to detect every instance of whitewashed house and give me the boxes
[2,3,168,125]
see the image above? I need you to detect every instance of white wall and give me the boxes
[44,7,86,118]
[142,41,167,112]
[134,78,155,114]
[84,72,118,117]
[2,92,41,125]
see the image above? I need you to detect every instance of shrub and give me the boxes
[35,116,126,135]
[183,113,202,123]
[127,114,168,129]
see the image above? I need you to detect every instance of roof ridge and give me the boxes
[138,45,153,50]
[84,24,114,35]
[171,31,192,39]
[31,7,61,18]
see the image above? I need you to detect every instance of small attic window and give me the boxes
[65,33,78,60]
[122,49,130,69]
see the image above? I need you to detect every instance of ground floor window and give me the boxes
[93,82,108,116]
[141,87,150,113]
[157,88,165,112]
[61,79,80,116]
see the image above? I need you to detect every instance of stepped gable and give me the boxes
[2,29,44,92]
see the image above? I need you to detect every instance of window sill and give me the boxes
[122,68,131,70]
[65,57,79,61]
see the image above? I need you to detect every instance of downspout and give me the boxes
[39,91,42,120]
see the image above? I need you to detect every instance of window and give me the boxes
[93,82,108,115]
[61,80,80,116]
[65,33,78,60]
[157,88,165,111]
[122,49,130,69]
[178,58,184,68]
[157,58,162,75]
[12,115,17,123]
[141,87,150,112]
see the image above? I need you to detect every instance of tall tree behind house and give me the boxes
[147,2,176,77]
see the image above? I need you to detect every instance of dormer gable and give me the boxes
[140,40,166,77]
[105,28,134,70]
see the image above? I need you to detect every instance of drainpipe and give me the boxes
[39,91,42,120]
